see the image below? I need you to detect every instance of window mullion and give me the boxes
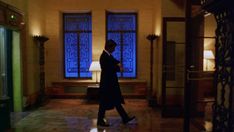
[120,32,124,77]
[77,32,80,77]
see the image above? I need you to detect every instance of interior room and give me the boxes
[0,0,233,132]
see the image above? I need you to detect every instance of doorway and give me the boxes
[0,26,23,112]
[162,17,186,118]
[162,16,216,131]
[187,14,216,132]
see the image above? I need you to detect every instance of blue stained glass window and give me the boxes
[107,12,137,78]
[64,14,92,31]
[63,13,92,78]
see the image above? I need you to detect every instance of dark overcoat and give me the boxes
[99,51,124,110]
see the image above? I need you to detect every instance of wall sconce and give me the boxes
[33,35,49,44]
[33,35,49,105]
[146,34,159,107]
[33,35,49,65]
[147,34,158,42]
[204,50,215,71]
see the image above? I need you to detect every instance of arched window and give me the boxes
[106,12,137,78]
[63,13,92,78]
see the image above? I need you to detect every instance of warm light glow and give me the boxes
[204,50,214,59]
[31,21,42,36]
[204,121,213,131]
[89,61,101,72]
[154,23,161,36]
[31,28,41,36]
[203,50,215,71]
[89,61,101,83]
[154,29,161,36]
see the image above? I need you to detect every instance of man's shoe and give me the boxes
[97,120,110,127]
[123,116,137,124]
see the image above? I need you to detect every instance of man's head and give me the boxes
[105,39,117,53]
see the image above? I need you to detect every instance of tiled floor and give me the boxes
[8,99,203,132]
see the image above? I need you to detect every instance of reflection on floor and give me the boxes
[8,99,202,132]
[191,99,214,132]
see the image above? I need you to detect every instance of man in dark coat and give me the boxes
[97,39,136,127]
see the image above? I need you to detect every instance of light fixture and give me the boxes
[146,34,159,107]
[89,61,101,84]
[32,35,49,106]
[204,50,215,71]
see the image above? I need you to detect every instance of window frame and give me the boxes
[105,11,138,78]
[63,12,92,79]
